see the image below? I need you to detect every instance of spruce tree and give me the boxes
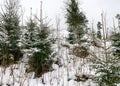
[0,0,22,63]
[25,18,54,77]
[90,14,120,86]
[65,0,89,58]
[111,33,120,58]
[65,0,88,44]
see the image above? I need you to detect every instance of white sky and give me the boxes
[1,0,120,28]
[81,0,120,28]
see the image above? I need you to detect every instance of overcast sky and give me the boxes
[1,0,120,28]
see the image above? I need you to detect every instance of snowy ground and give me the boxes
[0,42,96,86]
[0,61,95,86]
[0,29,120,86]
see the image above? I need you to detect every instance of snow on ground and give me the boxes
[0,43,96,86]
[0,29,119,86]
[0,61,95,86]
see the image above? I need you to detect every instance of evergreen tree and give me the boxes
[65,0,89,59]
[111,33,120,58]
[111,14,120,58]
[90,14,120,86]
[0,0,22,63]
[25,18,54,77]
[65,0,88,44]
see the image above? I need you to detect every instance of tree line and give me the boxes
[0,0,119,85]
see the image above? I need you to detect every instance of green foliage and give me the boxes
[91,56,120,86]
[24,18,38,49]
[29,40,53,77]
[67,30,76,44]
[65,0,89,59]
[90,24,120,86]
[65,0,88,44]
[66,0,87,26]
[26,18,54,77]
[111,32,120,58]
[0,0,22,62]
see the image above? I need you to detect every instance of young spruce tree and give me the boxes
[111,14,120,58]
[0,0,22,64]
[25,16,54,77]
[30,25,53,77]
[65,0,89,58]
[111,32,120,58]
[90,14,120,86]
[65,0,88,44]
